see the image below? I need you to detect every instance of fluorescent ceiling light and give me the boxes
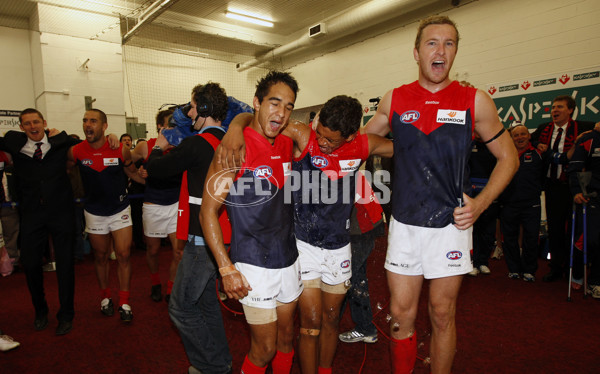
[226,11,273,27]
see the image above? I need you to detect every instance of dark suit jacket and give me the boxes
[0,130,79,216]
[530,120,595,181]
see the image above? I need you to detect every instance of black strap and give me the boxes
[483,128,506,145]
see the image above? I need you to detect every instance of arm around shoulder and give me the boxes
[363,89,393,137]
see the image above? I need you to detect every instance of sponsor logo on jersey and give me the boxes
[82,159,93,166]
[436,109,467,125]
[400,110,420,124]
[253,165,273,179]
[340,260,350,269]
[339,159,361,173]
[425,101,440,104]
[103,157,119,166]
[524,154,532,162]
[311,156,329,168]
[593,148,600,157]
[282,162,291,176]
[446,251,463,260]
[121,214,129,220]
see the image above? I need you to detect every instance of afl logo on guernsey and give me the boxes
[311,156,329,168]
[400,110,420,124]
[253,165,273,179]
[82,159,93,166]
[446,251,463,260]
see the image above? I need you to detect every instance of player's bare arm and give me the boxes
[122,146,146,185]
[453,89,518,230]
[130,140,147,163]
[217,112,253,168]
[367,134,393,158]
[363,89,393,137]
[200,157,251,300]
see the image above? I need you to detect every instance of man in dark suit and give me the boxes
[531,95,595,282]
[0,108,79,335]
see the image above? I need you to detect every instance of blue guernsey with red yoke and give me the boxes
[226,127,296,269]
[389,80,476,228]
[72,140,129,216]
[292,130,370,249]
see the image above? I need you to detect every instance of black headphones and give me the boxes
[193,95,213,122]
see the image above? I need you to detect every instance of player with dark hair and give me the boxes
[220,93,392,373]
[68,109,145,323]
[201,71,301,374]
[131,107,181,302]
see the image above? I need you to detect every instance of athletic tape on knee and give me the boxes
[300,327,320,336]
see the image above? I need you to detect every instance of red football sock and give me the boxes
[241,355,266,374]
[150,272,161,286]
[166,280,174,295]
[271,350,294,374]
[390,331,417,374]
[318,367,332,374]
[118,290,130,306]
[100,288,111,299]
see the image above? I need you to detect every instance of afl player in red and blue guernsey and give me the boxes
[201,71,300,374]
[364,16,518,374]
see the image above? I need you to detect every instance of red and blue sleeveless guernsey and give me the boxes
[225,127,296,269]
[143,138,180,206]
[390,80,476,228]
[292,130,369,249]
[72,140,129,216]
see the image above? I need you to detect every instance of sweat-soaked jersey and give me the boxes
[226,127,297,269]
[390,80,476,228]
[72,140,129,216]
[292,130,369,249]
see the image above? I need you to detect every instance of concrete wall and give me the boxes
[0,26,35,113]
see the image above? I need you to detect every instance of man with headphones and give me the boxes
[144,82,233,374]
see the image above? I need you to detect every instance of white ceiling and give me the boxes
[0,0,470,69]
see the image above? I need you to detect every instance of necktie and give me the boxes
[550,127,563,180]
[34,142,43,161]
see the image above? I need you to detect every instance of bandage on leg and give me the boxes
[242,304,278,325]
[303,278,321,289]
[300,327,320,336]
[321,280,350,295]
[390,331,417,374]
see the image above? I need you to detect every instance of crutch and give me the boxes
[567,201,577,302]
[577,172,598,299]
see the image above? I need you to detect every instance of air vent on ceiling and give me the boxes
[309,23,327,38]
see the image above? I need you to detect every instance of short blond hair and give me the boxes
[414,15,459,50]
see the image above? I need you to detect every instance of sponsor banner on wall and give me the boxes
[0,110,22,134]
[485,67,600,129]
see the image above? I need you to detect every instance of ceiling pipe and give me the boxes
[122,0,179,45]
[236,0,438,72]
